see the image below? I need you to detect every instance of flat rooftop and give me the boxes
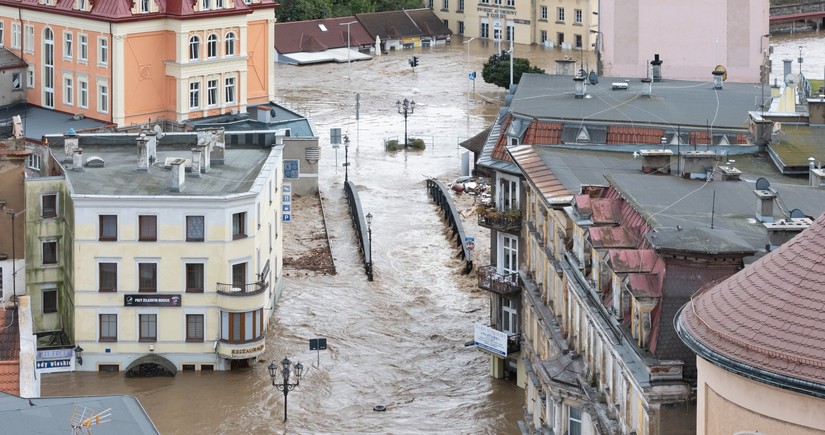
[53,138,273,197]
[511,73,760,129]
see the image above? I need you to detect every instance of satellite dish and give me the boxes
[789,209,806,219]
[153,124,165,139]
[270,108,277,118]
[755,177,771,191]
[714,64,728,81]
[588,70,599,85]
[772,122,782,134]
[785,73,796,85]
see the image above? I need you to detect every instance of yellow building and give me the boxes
[0,0,277,126]
[28,128,284,372]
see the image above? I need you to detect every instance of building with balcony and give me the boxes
[0,0,277,126]
[677,213,825,435]
[471,71,825,434]
[25,128,285,372]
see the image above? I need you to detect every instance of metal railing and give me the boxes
[427,178,473,274]
[216,281,267,296]
[477,265,520,295]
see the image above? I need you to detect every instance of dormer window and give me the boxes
[140,0,150,12]
[76,0,87,11]
[216,0,223,7]
[202,0,210,10]
[189,36,200,61]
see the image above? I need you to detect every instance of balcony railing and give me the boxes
[477,207,521,233]
[507,333,521,354]
[477,265,521,295]
[216,280,268,296]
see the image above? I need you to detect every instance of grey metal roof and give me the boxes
[0,47,26,70]
[57,142,272,197]
[510,73,759,129]
[185,103,315,137]
[0,392,159,434]
[0,104,111,143]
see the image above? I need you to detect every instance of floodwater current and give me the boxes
[40,31,820,434]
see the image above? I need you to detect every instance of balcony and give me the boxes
[507,333,521,354]
[477,206,521,233]
[216,280,267,296]
[477,265,521,295]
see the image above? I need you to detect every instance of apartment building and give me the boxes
[0,0,277,126]
[25,128,285,372]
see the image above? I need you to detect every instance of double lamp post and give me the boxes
[395,98,415,147]
[268,357,304,422]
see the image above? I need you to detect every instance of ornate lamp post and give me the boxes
[395,98,415,147]
[343,134,350,183]
[268,357,304,422]
[366,212,373,281]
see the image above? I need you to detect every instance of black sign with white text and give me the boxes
[124,294,182,307]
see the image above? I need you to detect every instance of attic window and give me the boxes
[318,24,328,32]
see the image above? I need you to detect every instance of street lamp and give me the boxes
[464,37,475,121]
[268,357,304,423]
[366,212,373,281]
[343,134,350,182]
[760,33,770,113]
[395,98,415,148]
[74,345,84,366]
[340,21,357,78]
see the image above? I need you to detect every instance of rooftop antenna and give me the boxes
[711,190,716,229]
[71,405,112,435]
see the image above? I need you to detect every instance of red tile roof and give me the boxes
[0,309,19,396]
[607,126,665,145]
[490,117,514,162]
[508,145,571,203]
[0,0,268,22]
[522,120,562,145]
[681,212,825,385]
[0,362,19,396]
[274,17,376,54]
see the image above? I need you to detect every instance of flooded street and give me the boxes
[42,39,577,434]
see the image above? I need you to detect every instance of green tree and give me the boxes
[276,0,333,22]
[481,52,545,89]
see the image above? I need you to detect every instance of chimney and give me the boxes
[753,188,776,223]
[639,149,672,174]
[257,105,273,123]
[136,134,149,172]
[574,75,586,99]
[808,157,825,187]
[650,54,663,82]
[63,128,79,163]
[641,77,652,98]
[712,70,724,90]
[191,147,202,178]
[147,131,158,164]
[764,218,812,251]
[680,150,716,179]
[170,158,185,192]
[72,148,84,172]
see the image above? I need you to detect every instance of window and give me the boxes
[185,263,204,293]
[502,234,518,275]
[540,5,547,20]
[11,23,20,49]
[43,28,54,108]
[207,79,217,106]
[443,19,448,28]
[506,25,513,41]
[97,37,108,65]
[140,0,150,12]
[575,9,582,24]
[99,215,117,240]
[441,0,448,10]
[138,215,157,241]
[11,72,20,89]
[457,0,463,11]
[24,25,33,53]
[77,0,86,10]
[575,34,582,49]
[189,81,200,109]
[139,314,157,342]
[232,212,246,239]
[202,0,210,9]
[232,262,246,288]
[189,36,200,60]
[224,77,236,104]
[43,288,57,313]
[63,32,72,59]
[557,32,565,47]
[26,153,40,170]
[225,32,236,56]
[568,406,582,435]
[98,82,108,113]
[541,30,548,43]
[27,65,34,88]
[557,7,565,22]
[480,22,489,38]
[42,194,57,218]
[221,309,263,343]
[502,297,518,334]
[207,34,217,58]
[0,22,4,47]
[186,314,204,341]
[506,0,513,5]
[99,314,117,341]
[79,34,87,61]
[99,262,117,292]
[42,241,57,264]
[216,0,223,7]
[186,216,205,241]
[78,78,88,108]
[138,263,157,292]
[63,76,73,105]
[458,21,464,35]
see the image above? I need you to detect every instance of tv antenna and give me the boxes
[70,405,112,434]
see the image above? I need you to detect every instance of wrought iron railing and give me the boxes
[477,265,521,295]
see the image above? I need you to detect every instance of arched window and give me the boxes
[44,28,54,108]
[207,34,217,59]
[189,36,200,61]
[225,32,236,57]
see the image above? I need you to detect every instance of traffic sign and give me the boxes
[464,236,476,251]
[469,72,476,80]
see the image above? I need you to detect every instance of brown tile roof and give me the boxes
[405,8,452,36]
[0,309,19,396]
[523,120,562,145]
[0,0,268,22]
[274,17,375,54]
[606,126,665,145]
[508,145,571,203]
[490,117,514,162]
[0,362,19,396]
[680,213,825,385]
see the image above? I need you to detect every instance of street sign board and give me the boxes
[464,236,475,251]
[309,338,327,350]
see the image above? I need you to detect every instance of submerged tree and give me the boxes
[481,52,545,89]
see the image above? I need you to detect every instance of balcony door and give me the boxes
[498,233,518,275]
[497,173,519,211]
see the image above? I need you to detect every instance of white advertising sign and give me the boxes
[474,323,508,357]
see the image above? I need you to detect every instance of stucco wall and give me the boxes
[697,356,825,435]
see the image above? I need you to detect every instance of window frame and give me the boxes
[185,262,205,293]
[78,34,88,62]
[225,32,236,56]
[42,240,58,265]
[224,76,236,104]
[207,78,218,107]
[99,215,117,241]
[138,262,158,292]
[139,313,158,342]
[189,35,200,61]
[189,81,200,109]
[97,36,108,66]
[98,81,108,113]
[98,262,117,292]
[63,76,73,105]
[41,193,57,218]
[63,31,73,59]
[186,215,205,241]
[557,7,565,22]
[186,314,205,342]
[138,215,157,241]
[42,288,57,314]
[206,34,218,59]
[232,211,246,239]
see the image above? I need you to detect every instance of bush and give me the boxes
[385,139,402,152]
[408,138,426,150]
[385,138,426,152]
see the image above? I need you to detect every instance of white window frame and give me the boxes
[540,6,547,20]
[26,65,34,88]
[206,34,217,59]
[207,78,218,107]
[97,80,108,113]
[24,25,34,54]
[189,35,200,61]
[11,23,20,49]
[78,34,88,62]
[499,233,518,275]
[63,75,73,105]
[0,22,4,47]
[568,405,582,435]
[557,7,565,22]
[224,76,236,104]
[225,32,236,56]
[575,9,583,24]
[63,31,73,59]
[189,80,200,109]
[97,36,108,66]
[78,76,88,108]
[501,297,518,334]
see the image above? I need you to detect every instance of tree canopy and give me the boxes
[275,0,424,22]
[481,52,545,89]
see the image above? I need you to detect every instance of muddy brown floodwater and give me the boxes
[41,39,593,434]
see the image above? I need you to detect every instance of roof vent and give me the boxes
[85,156,105,168]
[611,82,628,90]
[574,76,586,99]
[650,54,663,82]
